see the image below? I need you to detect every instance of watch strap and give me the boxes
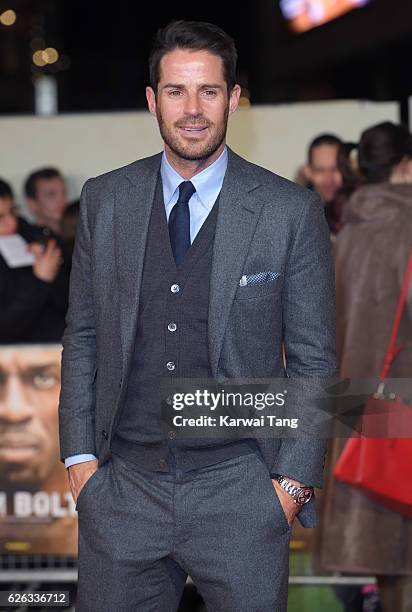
[276,475,314,505]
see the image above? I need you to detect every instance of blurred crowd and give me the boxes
[302,121,412,612]
[0,168,79,343]
[0,120,411,611]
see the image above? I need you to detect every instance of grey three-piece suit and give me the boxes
[58,147,336,611]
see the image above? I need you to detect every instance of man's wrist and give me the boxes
[274,475,314,506]
[64,453,98,468]
[281,476,304,488]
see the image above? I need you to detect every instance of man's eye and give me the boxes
[169,90,182,96]
[32,374,57,390]
[203,90,217,96]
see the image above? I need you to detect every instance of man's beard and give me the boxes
[156,107,229,162]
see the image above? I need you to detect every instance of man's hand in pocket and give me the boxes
[68,459,98,504]
[271,479,300,526]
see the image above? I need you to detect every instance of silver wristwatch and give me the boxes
[276,475,313,505]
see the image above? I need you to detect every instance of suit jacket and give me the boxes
[58,147,337,527]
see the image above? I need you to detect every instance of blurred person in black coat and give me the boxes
[21,167,72,319]
[24,167,68,237]
[0,178,67,343]
[59,199,80,274]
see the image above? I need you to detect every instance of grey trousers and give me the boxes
[75,449,292,612]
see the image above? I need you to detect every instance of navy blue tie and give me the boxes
[168,181,195,266]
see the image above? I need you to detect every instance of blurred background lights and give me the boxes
[33,50,47,67]
[44,47,59,63]
[0,9,16,26]
[32,47,59,67]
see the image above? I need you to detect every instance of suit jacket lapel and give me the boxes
[114,153,162,373]
[208,148,265,377]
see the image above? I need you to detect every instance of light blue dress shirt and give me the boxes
[64,146,228,468]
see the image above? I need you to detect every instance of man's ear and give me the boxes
[302,163,313,182]
[26,197,38,214]
[146,86,157,116]
[229,84,241,115]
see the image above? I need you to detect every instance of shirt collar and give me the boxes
[160,146,228,209]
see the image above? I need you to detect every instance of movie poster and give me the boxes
[0,344,77,556]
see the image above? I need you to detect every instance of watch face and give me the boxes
[296,489,313,504]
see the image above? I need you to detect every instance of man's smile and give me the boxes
[179,126,208,133]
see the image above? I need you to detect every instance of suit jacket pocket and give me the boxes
[234,278,282,300]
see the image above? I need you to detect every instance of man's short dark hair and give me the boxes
[0,178,13,200]
[308,134,343,164]
[24,167,62,199]
[149,20,238,94]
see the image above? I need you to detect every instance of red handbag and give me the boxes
[333,250,412,517]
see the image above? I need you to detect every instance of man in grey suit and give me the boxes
[59,20,336,612]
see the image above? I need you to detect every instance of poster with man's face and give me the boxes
[0,345,77,556]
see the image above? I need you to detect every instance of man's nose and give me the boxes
[184,93,202,116]
[0,377,34,422]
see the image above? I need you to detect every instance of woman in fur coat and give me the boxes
[317,121,412,612]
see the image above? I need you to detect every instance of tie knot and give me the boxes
[178,181,196,203]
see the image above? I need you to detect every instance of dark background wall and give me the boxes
[1,0,411,117]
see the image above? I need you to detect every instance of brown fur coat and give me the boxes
[317,182,412,575]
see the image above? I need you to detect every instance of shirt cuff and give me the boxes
[64,453,97,468]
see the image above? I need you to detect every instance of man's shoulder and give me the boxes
[84,152,163,195]
[228,148,319,208]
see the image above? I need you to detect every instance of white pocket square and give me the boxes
[239,271,281,286]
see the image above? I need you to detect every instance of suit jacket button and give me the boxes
[102,430,108,439]
[119,378,122,388]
